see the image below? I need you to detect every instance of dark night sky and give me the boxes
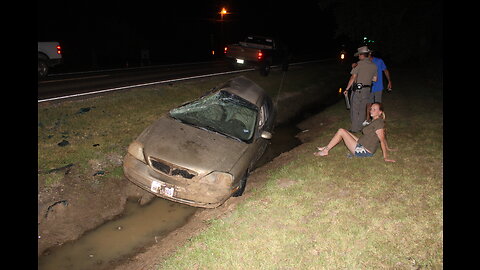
[38,0,442,71]
[38,0,337,70]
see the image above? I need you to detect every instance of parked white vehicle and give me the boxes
[38,42,62,78]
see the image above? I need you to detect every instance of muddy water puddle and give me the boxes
[38,198,196,270]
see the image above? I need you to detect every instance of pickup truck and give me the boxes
[38,42,63,78]
[224,36,289,76]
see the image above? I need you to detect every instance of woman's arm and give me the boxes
[376,128,396,163]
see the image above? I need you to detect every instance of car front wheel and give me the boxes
[232,172,248,197]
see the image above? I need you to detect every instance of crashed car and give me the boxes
[123,76,276,208]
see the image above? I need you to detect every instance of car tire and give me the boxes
[259,61,270,76]
[38,60,49,79]
[232,172,248,197]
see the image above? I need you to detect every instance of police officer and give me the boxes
[344,46,378,133]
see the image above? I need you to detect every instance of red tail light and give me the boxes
[56,45,62,54]
[224,46,228,54]
[257,51,263,60]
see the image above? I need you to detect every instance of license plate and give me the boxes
[151,180,175,197]
[151,180,162,193]
[164,186,174,197]
[236,58,244,64]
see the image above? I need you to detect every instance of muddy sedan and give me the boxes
[123,76,275,208]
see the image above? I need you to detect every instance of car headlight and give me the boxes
[127,141,146,163]
[200,172,233,187]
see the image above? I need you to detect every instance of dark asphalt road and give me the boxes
[38,60,248,102]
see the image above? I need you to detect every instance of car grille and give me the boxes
[149,157,196,179]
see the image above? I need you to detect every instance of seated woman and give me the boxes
[314,102,396,163]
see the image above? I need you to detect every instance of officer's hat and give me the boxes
[354,46,372,56]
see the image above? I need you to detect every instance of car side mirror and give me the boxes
[261,131,272,140]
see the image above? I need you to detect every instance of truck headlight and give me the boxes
[127,141,146,163]
[200,172,233,187]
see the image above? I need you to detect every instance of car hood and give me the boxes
[137,117,248,174]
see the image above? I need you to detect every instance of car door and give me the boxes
[250,99,272,168]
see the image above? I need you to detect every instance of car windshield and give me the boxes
[169,90,258,142]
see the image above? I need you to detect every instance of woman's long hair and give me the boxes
[373,102,387,135]
[373,102,385,120]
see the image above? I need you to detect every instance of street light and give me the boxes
[215,7,229,57]
[219,7,228,21]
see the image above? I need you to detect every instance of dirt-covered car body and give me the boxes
[123,76,275,208]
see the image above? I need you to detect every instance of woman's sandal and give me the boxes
[314,146,329,156]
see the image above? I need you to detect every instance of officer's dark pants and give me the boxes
[349,88,370,132]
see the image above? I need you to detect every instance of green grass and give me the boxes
[158,67,443,269]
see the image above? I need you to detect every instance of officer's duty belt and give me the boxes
[352,84,371,91]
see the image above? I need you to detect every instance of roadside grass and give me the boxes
[158,68,443,269]
[38,62,343,188]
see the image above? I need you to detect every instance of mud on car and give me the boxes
[123,76,276,208]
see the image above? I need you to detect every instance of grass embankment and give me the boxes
[38,62,343,189]
[158,68,443,269]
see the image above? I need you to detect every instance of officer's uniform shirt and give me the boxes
[351,58,377,85]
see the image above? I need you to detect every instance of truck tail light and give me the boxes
[56,45,62,54]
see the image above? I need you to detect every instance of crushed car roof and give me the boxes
[218,76,266,107]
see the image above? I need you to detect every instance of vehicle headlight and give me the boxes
[200,172,233,187]
[127,141,146,163]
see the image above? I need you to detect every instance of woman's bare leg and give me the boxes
[315,128,358,156]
